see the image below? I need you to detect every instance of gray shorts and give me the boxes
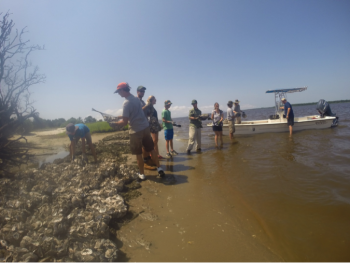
[129,127,154,155]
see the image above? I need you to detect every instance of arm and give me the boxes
[70,140,76,161]
[286,108,291,119]
[220,112,224,122]
[116,117,129,126]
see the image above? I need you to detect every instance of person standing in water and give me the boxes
[234,99,241,124]
[211,102,224,148]
[145,95,163,159]
[226,100,236,142]
[162,100,178,158]
[280,98,294,136]
[186,100,202,154]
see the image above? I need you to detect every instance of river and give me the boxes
[117,102,350,261]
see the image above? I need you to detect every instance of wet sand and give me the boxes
[24,130,283,261]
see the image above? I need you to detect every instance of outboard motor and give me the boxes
[316,99,339,126]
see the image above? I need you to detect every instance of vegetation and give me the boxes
[0,12,45,171]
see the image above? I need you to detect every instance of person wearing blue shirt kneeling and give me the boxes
[66,123,98,162]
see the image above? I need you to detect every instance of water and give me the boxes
[37,149,69,167]
[164,103,350,262]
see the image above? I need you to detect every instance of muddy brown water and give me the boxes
[27,102,350,261]
[117,102,350,261]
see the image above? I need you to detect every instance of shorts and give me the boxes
[228,121,235,134]
[129,127,154,155]
[287,116,295,126]
[164,129,174,140]
[73,132,92,144]
[212,126,223,132]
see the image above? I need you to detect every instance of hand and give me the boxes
[286,115,289,119]
[71,155,75,162]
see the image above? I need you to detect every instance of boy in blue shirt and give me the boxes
[66,123,97,162]
[162,100,178,158]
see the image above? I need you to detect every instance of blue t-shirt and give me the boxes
[284,102,294,117]
[68,123,90,141]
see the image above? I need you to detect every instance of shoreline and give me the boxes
[0,129,283,261]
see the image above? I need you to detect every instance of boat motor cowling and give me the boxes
[316,99,335,117]
[316,99,339,127]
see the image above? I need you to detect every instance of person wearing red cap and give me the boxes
[114,82,165,180]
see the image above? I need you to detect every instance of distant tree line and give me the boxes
[18,115,102,134]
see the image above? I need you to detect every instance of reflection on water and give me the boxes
[169,102,350,261]
[38,149,69,167]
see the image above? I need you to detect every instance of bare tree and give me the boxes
[0,11,45,173]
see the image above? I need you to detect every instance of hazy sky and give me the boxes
[1,0,349,119]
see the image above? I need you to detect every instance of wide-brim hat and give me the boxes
[228,100,233,105]
[234,99,240,104]
[66,123,78,134]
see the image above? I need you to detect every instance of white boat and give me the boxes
[207,87,339,135]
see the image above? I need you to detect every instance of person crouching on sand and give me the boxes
[114,82,165,180]
[186,99,202,154]
[66,123,97,163]
[211,102,224,148]
[162,100,178,158]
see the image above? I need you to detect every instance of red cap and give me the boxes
[114,82,130,93]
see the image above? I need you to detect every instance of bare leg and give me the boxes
[150,149,160,167]
[88,141,98,162]
[219,131,223,146]
[166,140,170,153]
[289,125,293,136]
[151,132,159,156]
[136,154,144,175]
[170,139,174,151]
[214,131,218,147]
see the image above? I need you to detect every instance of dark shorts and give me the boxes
[212,126,223,132]
[129,127,154,155]
[73,132,92,144]
[164,129,174,140]
[287,116,294,126]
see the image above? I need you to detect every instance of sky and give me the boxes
[1,0,349,120]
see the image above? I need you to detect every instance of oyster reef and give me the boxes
[0,132,140,262]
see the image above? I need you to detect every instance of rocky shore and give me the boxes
[0,131,147,262]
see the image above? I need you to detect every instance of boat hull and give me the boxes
[207,116,337,135]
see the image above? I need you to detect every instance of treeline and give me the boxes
[19,115,101,134]
[293,99,350,107]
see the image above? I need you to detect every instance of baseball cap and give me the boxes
[66,123,78,134]
[164,100,172,106]
[191,100,198,105]
[137,86,146,91]
[281,98,286,101]
[114,82,131,93]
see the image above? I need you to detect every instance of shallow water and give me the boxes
[120,102,350,261]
